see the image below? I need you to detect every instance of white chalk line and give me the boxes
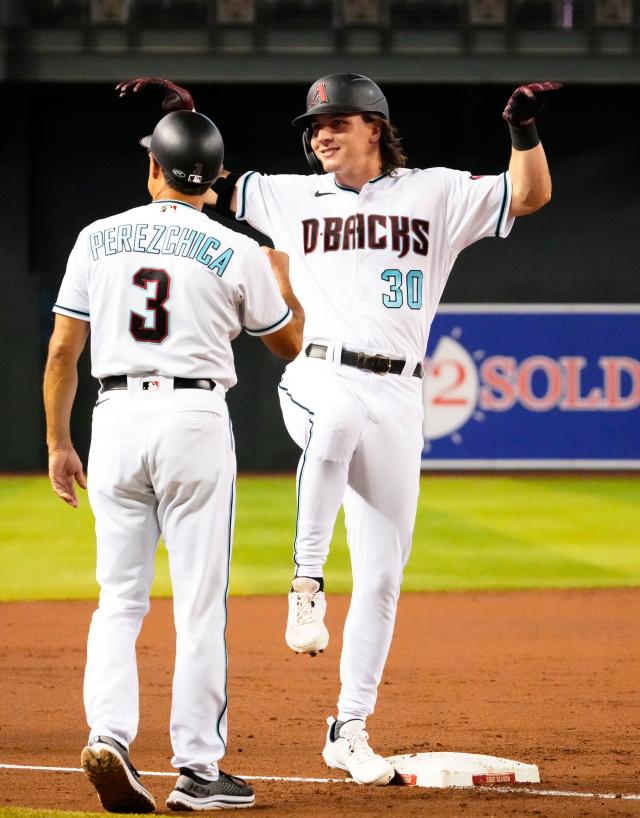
[1,762,640,801]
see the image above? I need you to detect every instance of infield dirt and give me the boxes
[1,589,639,816]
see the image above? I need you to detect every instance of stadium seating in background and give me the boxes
[469,0,506,25]
[90,0,131,23]
[595,0,632,25]
[216,0,256,23]
[343,0,383,24]
[8,0,636,31]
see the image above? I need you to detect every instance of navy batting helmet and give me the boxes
[292,73,389,128]
[292,74,389,174]
[140,110,224,185]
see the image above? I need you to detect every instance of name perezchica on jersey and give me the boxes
[302,214,429,258]
[88,223,234,277]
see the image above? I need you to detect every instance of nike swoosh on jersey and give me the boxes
[314,191,336,197]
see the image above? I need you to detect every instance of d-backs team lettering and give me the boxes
[302,214,429,258]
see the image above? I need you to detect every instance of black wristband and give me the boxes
[509,122,540,151]
[211,172,240,217]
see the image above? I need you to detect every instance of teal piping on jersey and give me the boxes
[53,304,90,319]
[153,198,199,211]
[495,172,509,237]
[215,469,235,753]
[236,171,258,220]
[278,383,315,572]
[244,307,292,336]
[334,171,389,194]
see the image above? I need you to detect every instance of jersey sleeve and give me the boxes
[235,172,309,238]
[52,228,91,321]
[444,169,514,255]
[237,241,292,337]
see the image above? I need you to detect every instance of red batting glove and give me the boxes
[502,81,563,127]
[116,77,195,112]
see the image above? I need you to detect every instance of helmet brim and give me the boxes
[139,135,152,149]
[291,105,373,127]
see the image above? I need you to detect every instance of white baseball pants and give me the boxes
[84,379,235,780]
[278,352,424,721]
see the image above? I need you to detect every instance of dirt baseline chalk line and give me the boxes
[1,762,640,801]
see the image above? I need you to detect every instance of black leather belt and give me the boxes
[305,343,423,379]
[101,376,216,392]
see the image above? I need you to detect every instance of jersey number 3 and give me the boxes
[130,267,170,343]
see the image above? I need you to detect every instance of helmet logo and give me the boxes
[311,82,329,107]
[173,168,186,178]
[188,162,204,184]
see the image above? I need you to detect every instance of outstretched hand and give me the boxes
[502,81,563,127]
[116,77,195,112]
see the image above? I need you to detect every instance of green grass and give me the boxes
[0,811,146,818]
[0,474,638,601]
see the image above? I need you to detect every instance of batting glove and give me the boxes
[116,77,195,112]
[502,81,563,127]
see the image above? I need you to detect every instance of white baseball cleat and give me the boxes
[285,577,329,655]
[321,717,395,786]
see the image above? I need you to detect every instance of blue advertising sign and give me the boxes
[422,306,640,469]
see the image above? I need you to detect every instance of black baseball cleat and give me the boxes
[80,735,156,813]
[166,768,255,811]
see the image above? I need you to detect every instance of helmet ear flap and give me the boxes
[302,129,324,175]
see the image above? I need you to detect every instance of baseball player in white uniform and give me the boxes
[118,74,559,786]
[43,110,303,812]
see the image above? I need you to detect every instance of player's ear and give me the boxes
[368,118,382,144]
[149,153,162,179]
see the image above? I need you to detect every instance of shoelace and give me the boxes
[346,729,375,758]
[218,770,249,786]
[294,591,317,625]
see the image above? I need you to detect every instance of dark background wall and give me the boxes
[1,81,639,471]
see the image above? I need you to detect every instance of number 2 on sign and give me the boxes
[381,268,423,310]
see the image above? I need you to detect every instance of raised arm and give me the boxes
[260,248,304,360]
[117,77,241,215]
[502,81,562,218]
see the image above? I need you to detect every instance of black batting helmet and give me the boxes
[140,110,224,185]
[292,73,389,128]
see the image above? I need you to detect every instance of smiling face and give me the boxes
[309,113,382,184]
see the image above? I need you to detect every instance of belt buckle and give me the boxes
[357,352,392,376]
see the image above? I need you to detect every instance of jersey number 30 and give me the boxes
[130,267,170,343]
[381,268,423,310]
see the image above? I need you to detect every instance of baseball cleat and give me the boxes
[285,577,329,655]
[80,735,156,813]
[322,717,395,786]
[166,768,255,811]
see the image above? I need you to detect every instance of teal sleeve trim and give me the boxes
[244,307,292,336]
[495,172,509,237]
[53,304,90,319]
[237,171,258,221]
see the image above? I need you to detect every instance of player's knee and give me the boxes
[97,590,150,620]
[354,565,403,604]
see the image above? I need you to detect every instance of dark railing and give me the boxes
[2,0,640,77]
[3,0,638,33]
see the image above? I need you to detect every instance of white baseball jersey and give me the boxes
[54,198,291,390]
[236,166,514,725]
[236,167,513,360]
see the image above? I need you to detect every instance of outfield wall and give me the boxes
[2,82,640,471]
